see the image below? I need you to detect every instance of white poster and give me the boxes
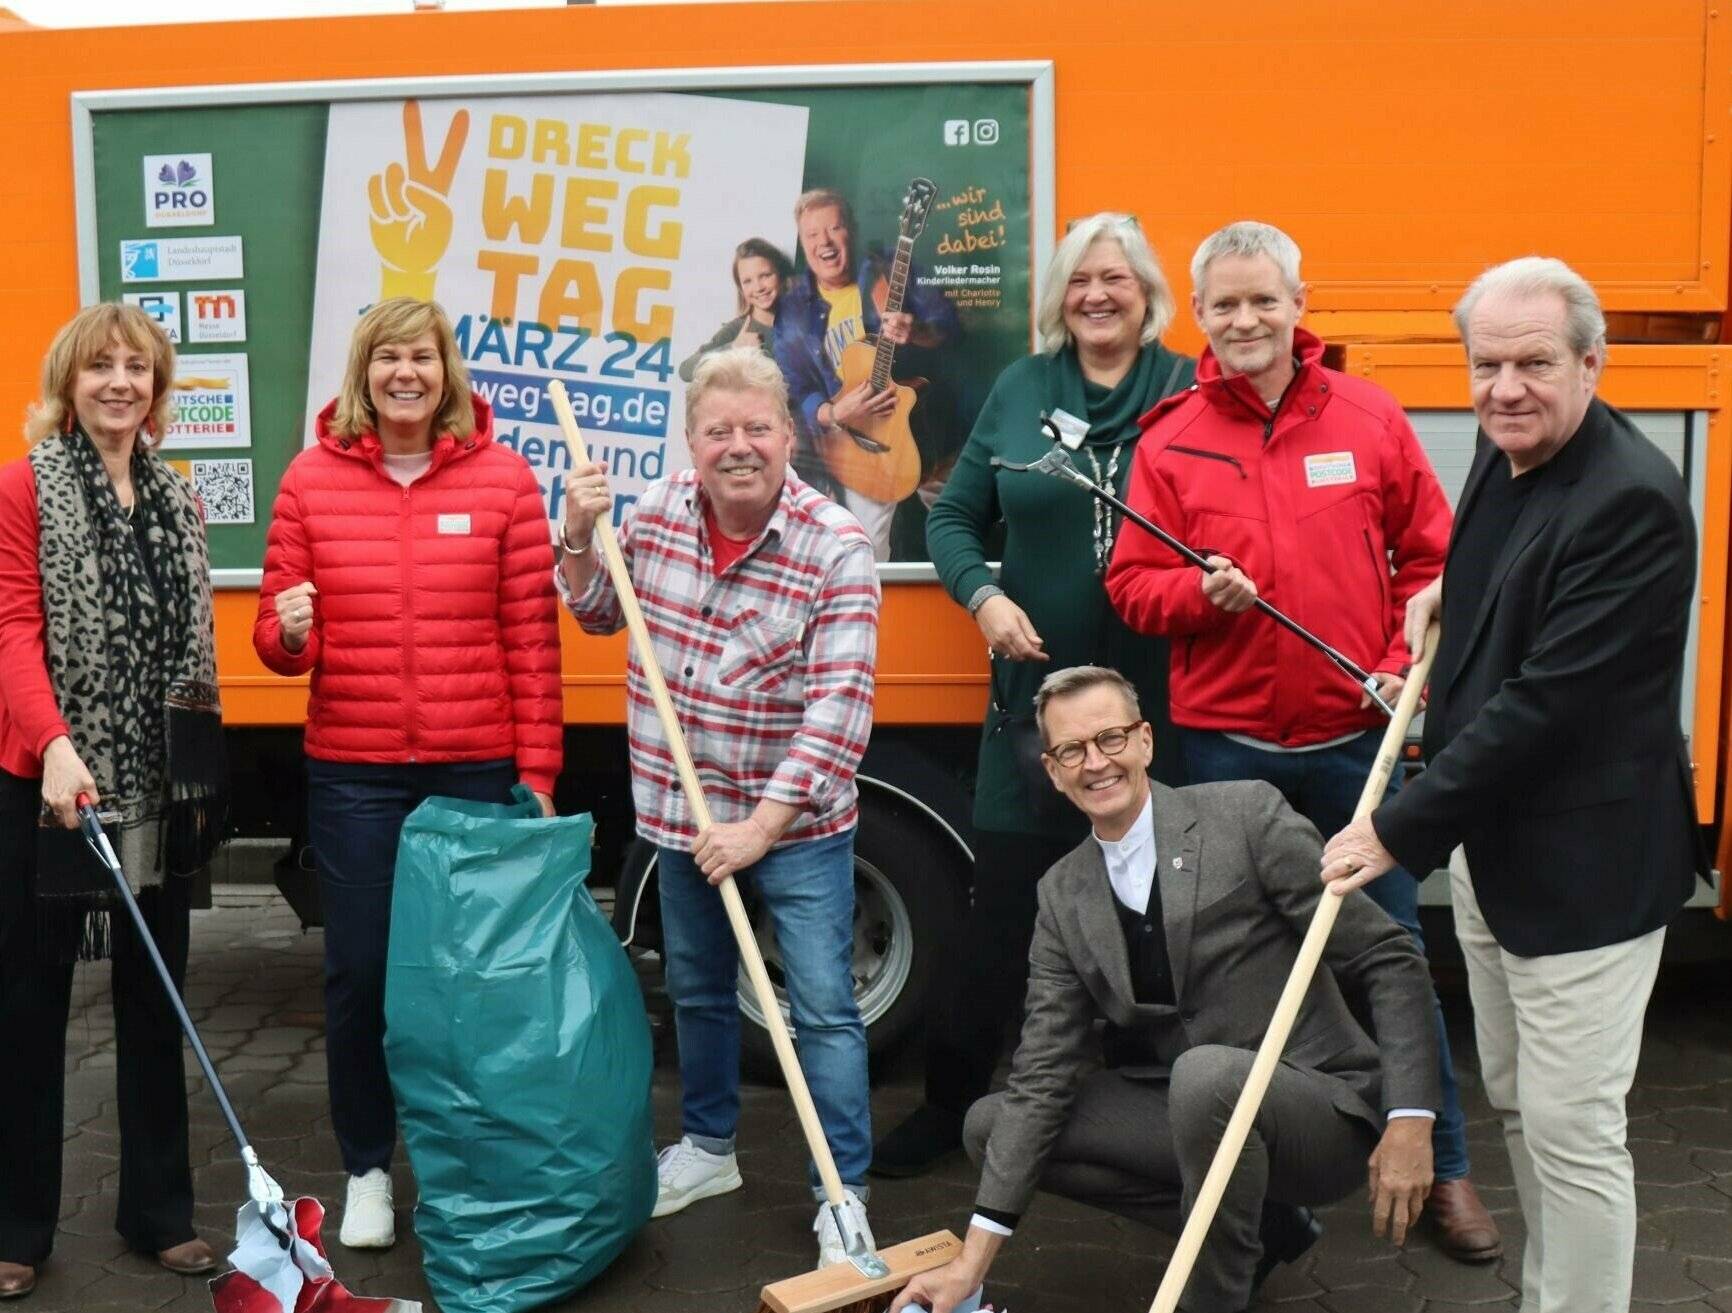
[187,288,247,343]
[143,152,214,227]
[191,458,255,523]
[123,290,181,343]
[165,351,251,450]
[304,92,809,522]
[120,234,244,282]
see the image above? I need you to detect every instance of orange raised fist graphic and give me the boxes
[368,100,470,301]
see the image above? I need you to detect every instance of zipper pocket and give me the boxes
[1168,445,1247,478]
[1364,528,1391,609]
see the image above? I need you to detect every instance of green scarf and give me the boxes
[1042,344,1189,449]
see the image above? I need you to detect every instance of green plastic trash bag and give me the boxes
[384,787,655,1312]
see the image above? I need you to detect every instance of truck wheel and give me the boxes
[736,798,965,1080]
[614,800,969,1079]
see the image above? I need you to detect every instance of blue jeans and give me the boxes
[306,757,519,1177]
[1179,730,1471,1182]
[657,829,871,1192]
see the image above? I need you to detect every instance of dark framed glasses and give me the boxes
[1042,721,1146,769]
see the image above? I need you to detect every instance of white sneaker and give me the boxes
[814,1189,875,1268]
[652,1136,743,1218]
[339,1168,395,1249]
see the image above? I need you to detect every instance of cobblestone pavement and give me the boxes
[27,887,1732,1312]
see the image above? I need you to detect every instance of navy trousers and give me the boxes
[305,757,518,1177]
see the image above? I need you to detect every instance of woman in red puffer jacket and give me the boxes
[253,297,561,1250]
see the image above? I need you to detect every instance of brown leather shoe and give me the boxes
[157,1238,217,1276]
[0,1262,35,1299]
[1426,1177,1503,1262]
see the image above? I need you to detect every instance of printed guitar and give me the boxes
[824,177,938,504]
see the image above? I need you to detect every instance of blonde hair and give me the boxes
[25,303,176,446]
[686,347,792,430]
[1037,214,1176,354]
[793,188,857,239]
[329,298,474,441]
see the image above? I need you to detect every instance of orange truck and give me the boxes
[3,0,1728,1064]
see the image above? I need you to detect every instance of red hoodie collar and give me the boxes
[314,392,495,471]
[1195,326,1329,420]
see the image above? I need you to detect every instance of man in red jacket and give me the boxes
[1104,220,1497,1261]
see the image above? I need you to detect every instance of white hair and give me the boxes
[1453,256,1607,358]
[686,347,791,429]
[1036,213,1176,353]
[1190,220,1303,295]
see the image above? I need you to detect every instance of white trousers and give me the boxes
[1450,850,1665,1313]
[840,489,895,562]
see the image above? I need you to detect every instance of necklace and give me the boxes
[1080,441,1128,575]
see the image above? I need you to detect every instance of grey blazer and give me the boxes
[976,780,1440,1217]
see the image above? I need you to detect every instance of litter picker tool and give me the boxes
[1143,621,1439,1313]
[992,429,1397,718]
[547,382,962,1313]
[74,797,420,1313]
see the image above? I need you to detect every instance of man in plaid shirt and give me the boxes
[557,348,882,1268]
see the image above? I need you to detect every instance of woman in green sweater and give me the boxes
[873,213,1195,1175]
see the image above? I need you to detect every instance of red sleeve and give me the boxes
[1374,410,1452,674]
[253,457,321,675]
[497,459,563,795]
[1106,436,1235,637]
[0,461,71,758]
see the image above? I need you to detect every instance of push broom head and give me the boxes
[756,1230,964,1313]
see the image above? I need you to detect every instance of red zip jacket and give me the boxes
[253,396,563,793]
[1106,329,1450,746]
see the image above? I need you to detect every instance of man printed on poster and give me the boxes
[774,186,960,561]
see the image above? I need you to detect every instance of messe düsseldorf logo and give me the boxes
[143,153,214,227]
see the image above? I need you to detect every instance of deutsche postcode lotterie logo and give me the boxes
[143,153,214,228]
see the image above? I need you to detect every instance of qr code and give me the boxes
[191,459,254,525]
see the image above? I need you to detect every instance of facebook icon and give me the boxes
[943,119,971,146]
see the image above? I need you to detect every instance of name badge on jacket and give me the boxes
[1304,452,1356,488]
[437,513,471,535]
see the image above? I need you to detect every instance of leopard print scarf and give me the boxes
[30,431,225,900]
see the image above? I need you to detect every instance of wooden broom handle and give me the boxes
[547,382,850,1208]
[1148,623,1440,1313]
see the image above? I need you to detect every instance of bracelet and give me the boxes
[559,524,594,556]
[965,583,1005,616]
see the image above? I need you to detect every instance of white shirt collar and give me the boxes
[1094,791,1156,914]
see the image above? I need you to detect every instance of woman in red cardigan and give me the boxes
[0,303,225,1297]
[253,297,562,1251]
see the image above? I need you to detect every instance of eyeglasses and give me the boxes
[1042,721,1146,769]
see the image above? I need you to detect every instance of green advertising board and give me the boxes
[74,65,1054,582]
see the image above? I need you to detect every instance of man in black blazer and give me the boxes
[893,666,1439,1313]
[1320,256,1708,1313]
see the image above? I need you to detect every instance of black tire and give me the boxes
[738,797,967,1080]
[615,799,969,1080]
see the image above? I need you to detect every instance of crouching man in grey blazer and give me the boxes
[891,666,1440,1313]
